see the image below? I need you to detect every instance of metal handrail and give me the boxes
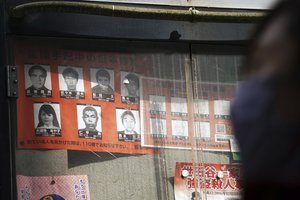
[11,1,266,22]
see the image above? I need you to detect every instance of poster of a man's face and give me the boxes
[90,68,115,102]
[116,108,140,141]
[77,105,102,140]
[120,72,140,104]
[58,66,84,99]
[33,103,61,137]
[24,64,52,97]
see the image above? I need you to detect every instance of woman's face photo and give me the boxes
[40,111,54,127]
[122,114,135,132]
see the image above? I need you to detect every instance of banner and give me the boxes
[15,41,155,154]
[174,162,242,200]
[17,175,90,200]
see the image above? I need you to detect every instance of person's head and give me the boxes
[121,110,136,133]
[28,65,47,89]
[245,0,300,79]
[124,73,139,96]
[62,67,79,90]
[96,69,111,89]
[82,106,98,130]
[38,104,59,128]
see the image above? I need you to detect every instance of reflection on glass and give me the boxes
[172,120,188,139]
[214,100,230,119]
[194,121,210,141]
[149,95,166,115]
[150,118,167,138]
[171,97,188,117]
[194,99,209,118]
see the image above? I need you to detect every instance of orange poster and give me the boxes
[15,41,155,154]
[174,162,242,200]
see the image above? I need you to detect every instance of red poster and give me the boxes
[174,162,242,200]
[17,175,90,200]
[15,41,155,154]
[141,77,237,151]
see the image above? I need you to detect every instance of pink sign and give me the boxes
[17,175,90,200]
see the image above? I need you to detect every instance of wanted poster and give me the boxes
[24,64,52,97]
[58,66,85,99]
[90,68,115,102]
[16,41,155,155]
[174,162,242,200]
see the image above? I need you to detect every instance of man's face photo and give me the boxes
[97,75,110,89]
[64,72,78,90]
[125,80,138,96]
[122,114,135,132]
[83,110,98,129]
[30,69,46,89]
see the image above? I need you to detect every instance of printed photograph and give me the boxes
[33,103,61,136]
[77,104,102,140]
[90,68,115,102]
[120,71,140,104]
[58,66,85,99]
[116,108,140,141]
[24,64,52,97]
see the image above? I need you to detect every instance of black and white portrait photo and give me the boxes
[121,72,140,104]
[171,97,188,117]
[149,95,166,115]
[58,66,85,99]
[171,120,188,140]
[150,118,167,138]
[24,64,52,97]
[116,108,140,142]
[90,68,115,102]
[77,104,102,140]
[33,103,61,137]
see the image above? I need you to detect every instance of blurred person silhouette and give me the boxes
[231,0,300,198]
